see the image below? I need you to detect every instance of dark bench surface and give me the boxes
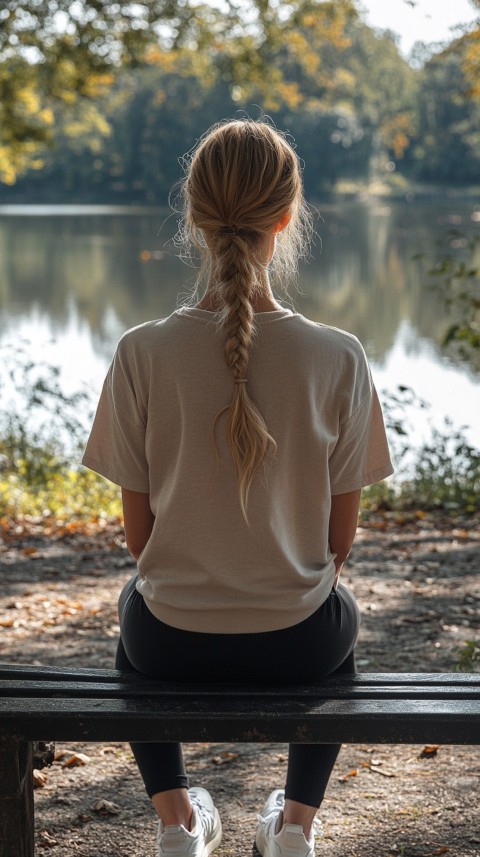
[1,664,479,745]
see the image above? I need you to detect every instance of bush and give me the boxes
[362,386,480,513]
[1,354,479,525]
[0,345,122,524]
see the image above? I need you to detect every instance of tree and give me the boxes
[407,45,480,184]
[460,0,480,97]
[0,0,358,184]
[334,20,418,176]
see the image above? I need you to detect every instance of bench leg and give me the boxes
[0,737,34,857]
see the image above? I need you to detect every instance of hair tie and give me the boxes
[219,225,238,236]
[234,378,248,384]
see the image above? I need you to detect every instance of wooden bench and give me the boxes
[1,663,479,857]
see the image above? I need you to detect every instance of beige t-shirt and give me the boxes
[82,307,393,633]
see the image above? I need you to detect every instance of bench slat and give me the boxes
[0,696,478,744]
[1,664,478,686]
[1,679,479,700]
[0,668,477,857]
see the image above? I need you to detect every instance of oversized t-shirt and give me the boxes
[82,307,393,633]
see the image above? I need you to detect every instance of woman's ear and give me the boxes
[274,211,291,234]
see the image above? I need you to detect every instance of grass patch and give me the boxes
[1,417,479,532]
[1,356,479,528]
[0,466,122,525]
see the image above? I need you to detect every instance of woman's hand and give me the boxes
[121,488,155,560]
[328,489,361,588]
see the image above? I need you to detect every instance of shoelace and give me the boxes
[256,813,323,841]
[190,796,214,834]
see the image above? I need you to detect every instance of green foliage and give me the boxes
[1,1,480,193]
[1,355,479,522]
[0,345,89,480]
[362,387,480,514]
[405,42,480,184]
[453,639,480,672]
[428,231,480,373]
[0,345,121,522]
[0,467,122,522]
[400,421,480,512]
[3,12,419,201]
[340,21,418,166]
[360,479,398,513]
[381,385,430,442]
[0,0,358,184]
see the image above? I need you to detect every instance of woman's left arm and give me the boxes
[122,488,155,560]
[328,488,361,587]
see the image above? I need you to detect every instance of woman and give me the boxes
[82,119,393,857]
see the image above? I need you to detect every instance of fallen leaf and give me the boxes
[56,749,79,761]
[33,769,48,788]
[360,760,396,777]
[212,751,238,765]
[422,848,450,856]
[94,799,122,816]
[38,830,57,848]
[369,766,396,778]
[420,745,440,758]
[338,768,358,782]
[61,752,91,767]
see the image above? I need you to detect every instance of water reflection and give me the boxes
[0,200,478,372]
[297,201,468,363]
[0,212,181,357]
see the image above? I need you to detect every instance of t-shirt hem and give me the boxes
[81,454,150,493]
[140,575,335,633]
[330,461,394,495]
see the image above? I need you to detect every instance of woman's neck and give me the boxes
[196,294,283,312]
[196,278,283,313]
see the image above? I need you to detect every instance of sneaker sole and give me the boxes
[255,827,268,856]
[202,808,222,857]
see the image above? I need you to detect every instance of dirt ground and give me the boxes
[1,513,479,857]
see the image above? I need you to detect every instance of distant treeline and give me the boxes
[3,16,480,203]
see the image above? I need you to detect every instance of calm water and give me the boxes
[1,201,479,471]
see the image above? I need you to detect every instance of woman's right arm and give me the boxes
[328,489,361,587]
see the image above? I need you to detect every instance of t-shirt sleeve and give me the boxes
[329,357,394,495]
[81,341,150,493]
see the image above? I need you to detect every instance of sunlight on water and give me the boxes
[1,202,479,474]
[372,319,479,448]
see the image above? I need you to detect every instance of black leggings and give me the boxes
[116,576,360,808]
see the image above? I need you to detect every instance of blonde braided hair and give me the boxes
[180,119,310,520]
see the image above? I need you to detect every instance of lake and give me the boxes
[1,200,479,475]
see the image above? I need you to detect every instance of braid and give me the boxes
[219,235,254,382]
[212,235,276,521]
[181,119,311,520]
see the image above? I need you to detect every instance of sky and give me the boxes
[359,0,479,58]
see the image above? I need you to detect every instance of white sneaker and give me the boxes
[157,787,222,857]
[255,789,318,857]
